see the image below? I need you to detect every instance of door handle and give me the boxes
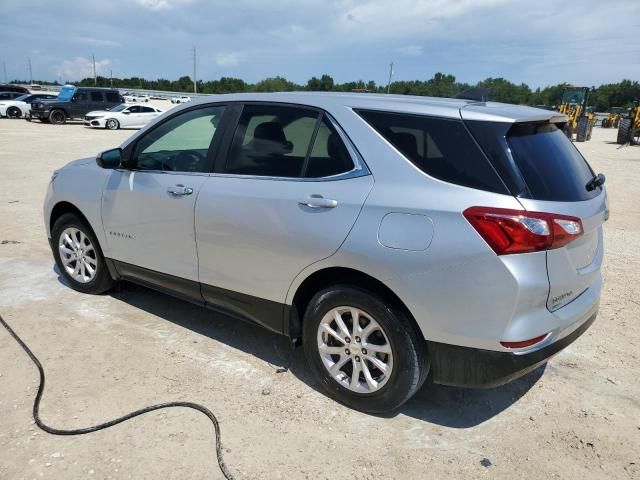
[167,185,193,197]
[298,195,338,209]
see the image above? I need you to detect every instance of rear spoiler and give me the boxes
[454,87,489,102]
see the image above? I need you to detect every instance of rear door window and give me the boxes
[506,123,599,201]
[356,110,507,194]
[90,91,104,102]
[223,104,320,178]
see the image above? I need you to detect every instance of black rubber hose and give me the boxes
[0,314,236,480]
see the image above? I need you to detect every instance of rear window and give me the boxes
[356,110,507,194]
[507,123,598,201]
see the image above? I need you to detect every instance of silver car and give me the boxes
[44,92,607,412]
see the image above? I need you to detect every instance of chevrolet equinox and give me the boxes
[44,92,607,413]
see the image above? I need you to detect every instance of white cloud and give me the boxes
[135,0,194,10]
[394,45,423,57]
[214,52,244,68]
[60,57,111,80]
[70,36,122,47]
[335,0,508,38]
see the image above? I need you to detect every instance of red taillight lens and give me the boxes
[500,333,549,349]
[463,207,583,255]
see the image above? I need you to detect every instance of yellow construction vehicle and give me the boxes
[557,87,596,142]
[602,107,624,128]
[616,102,640,145]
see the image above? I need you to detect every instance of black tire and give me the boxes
[576,117,589,142]
[601,119,609,128]
[105,118,120,130]
[49,109,66,125]
[302,285,429,413]
[617,118,632,145]
[51,213,115,294]
[6,106,21,118]
[563,123,573,139]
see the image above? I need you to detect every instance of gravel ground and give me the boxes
[0,113,639,480]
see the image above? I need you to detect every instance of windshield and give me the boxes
[57,86,77,101]
[108,104,128,112]
[14,94,30,102]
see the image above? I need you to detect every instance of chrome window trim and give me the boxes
[208,110,370,182]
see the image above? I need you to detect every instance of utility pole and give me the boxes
[110,69,113,88]
[386,62,394,94]
[92,53,97,85]
[2,61,7,83]
[28,57,33,84]
[192,46,197,94]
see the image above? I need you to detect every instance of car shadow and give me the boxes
[54,270,545,428]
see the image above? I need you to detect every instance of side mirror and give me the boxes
[96,148,122,169]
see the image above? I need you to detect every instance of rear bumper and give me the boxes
[428,311,597,388]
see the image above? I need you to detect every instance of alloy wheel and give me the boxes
[58,227,98,283]
[317,306,393,393]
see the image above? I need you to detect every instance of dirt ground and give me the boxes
[0,110,638,480]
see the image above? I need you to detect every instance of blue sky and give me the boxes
[1,0,638,88]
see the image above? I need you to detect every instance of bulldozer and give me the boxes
[557,87,596,142]
[601,107,624,128]
[616,102,640,145]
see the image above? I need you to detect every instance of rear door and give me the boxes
[505,123,607,311]
[138,105,160,126]
[195,103,373,331]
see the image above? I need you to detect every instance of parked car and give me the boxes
[170,95,191,104]
[0,91,26,101]
[0,84,30,94]
[84,104,164,129]
[0,93,58,118]
[28,85,124,124]
[123,93,150,103]
[44,92,607,413]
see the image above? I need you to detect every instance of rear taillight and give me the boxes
[463,206,583,255]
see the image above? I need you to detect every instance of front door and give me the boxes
[101,105,228,300]
[196,104,373,331]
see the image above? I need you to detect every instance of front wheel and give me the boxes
[303,285,429,413]
[105,118,120,130]
[7,106,22,118]
[49,109,66,125]
[51,214,115,294]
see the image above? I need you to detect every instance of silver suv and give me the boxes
[44,93,607,412]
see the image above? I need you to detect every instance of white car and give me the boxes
[171,95,191,104]
[0,93,57,118]
[84,104,163,130]
[123,93,150,103]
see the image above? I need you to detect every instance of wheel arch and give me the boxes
[288,266,425,344]
[49,201,94,239]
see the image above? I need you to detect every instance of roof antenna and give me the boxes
[454,87,489,102]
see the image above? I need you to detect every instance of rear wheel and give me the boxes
[105,118,120,130]
[51,213,115,294]
[303,285,429,413]
[6,106,21,118]
[576,117,589,142]
[617,118,632,145]
[563,123,573,139]
[49,109,66,125]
